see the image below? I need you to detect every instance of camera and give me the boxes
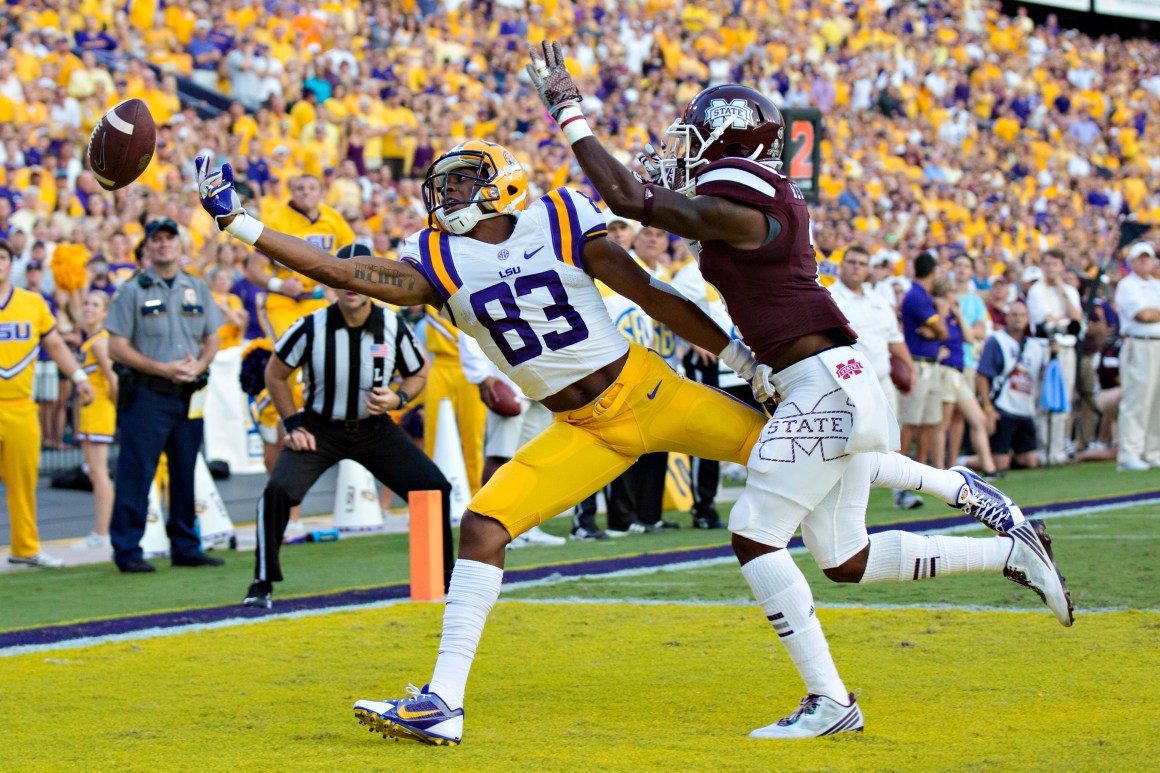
[1034,319,1083,340]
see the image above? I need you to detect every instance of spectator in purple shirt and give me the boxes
[898,252,950,470]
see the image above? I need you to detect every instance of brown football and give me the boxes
[86,98,156,191]
[484,379,522,417]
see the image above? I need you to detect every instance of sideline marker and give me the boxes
[408,490,444,602]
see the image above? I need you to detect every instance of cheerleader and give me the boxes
[72,291,118,551]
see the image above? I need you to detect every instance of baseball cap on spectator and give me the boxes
[336,242,374,260]
[606,213,639,233]
[145,218,179,239]
[871,248,899,268]
[1127,242,1155,260]
[1022,266,1044,284]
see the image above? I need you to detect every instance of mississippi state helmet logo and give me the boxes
[704,99,755,130]
[835,358,863,380]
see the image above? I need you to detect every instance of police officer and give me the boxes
[243,243,453,609]
[107,219,224,573]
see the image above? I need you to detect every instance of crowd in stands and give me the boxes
[1,0,1158,524]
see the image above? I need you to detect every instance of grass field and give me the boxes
[3,461,1157,630]
[3,462,1159,770]
[2,601,1156,771]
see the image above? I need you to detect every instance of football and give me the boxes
[86,98,156,191]
[484,379,522,417]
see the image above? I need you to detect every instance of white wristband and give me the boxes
[71,369,89,384]
[225,212,265,246]
[555,104,594,144]
[267,276,284,294]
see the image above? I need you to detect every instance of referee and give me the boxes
[243,243,453,609]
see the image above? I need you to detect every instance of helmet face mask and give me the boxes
[422,140,528,235]
[656,84,786,198]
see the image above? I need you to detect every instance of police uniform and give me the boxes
[76,329,115,443]
[252,300,453,594]
[106,264,223,570]
[399,187,765,538]
[0,286,58,558]
[259,202,355,339]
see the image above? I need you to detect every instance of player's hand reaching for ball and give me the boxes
[528,41,594,144]
[194,152,244,228]
[195,151,266,246]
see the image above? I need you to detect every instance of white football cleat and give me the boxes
[750,692,864,739]
[507,525,566,549]
[1004,518,1074,627]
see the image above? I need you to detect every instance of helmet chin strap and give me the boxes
[436,203,503,235]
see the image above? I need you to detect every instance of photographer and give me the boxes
[1025,250,1083,465]
[106,219,224,573]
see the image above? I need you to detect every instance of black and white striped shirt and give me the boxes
[274,303,425,421]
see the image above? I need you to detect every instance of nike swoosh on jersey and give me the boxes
[523,246,544,260]
[396,707,442,720]
[646,380,661,399]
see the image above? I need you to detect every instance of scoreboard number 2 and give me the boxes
[781,107,822,204]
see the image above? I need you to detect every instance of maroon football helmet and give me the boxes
[659,84,785,195]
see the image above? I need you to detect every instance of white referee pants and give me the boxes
[1117,337,1160,465]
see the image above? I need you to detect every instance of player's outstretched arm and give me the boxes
[584,236,757,380]
[194,152,440,307]
[528,40,768,250]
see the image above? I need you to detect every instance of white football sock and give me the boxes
[870,452,967,505]
[427,559,503,710]
[741,550,847,702]
[860,531,1012,583]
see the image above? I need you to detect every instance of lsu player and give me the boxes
[0,240,94,567]
[73,290,118,550]
[195,140,768,746]
[531,40,1073,738]
[246,174,355,339]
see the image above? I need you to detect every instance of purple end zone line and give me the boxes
[3,489,1158,650]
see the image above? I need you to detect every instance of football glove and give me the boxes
[527,40,592,143]
[195,151,264,245]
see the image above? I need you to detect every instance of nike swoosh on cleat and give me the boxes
[523,246,544,260]
[647,380,661,399]
[396,707,442,720]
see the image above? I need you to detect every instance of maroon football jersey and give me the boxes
[693,157,854,366]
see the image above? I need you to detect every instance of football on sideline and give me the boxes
[86,98,156,191]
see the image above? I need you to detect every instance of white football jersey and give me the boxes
[400,188,628,400]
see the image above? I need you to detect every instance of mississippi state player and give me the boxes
[529,41,1073,738]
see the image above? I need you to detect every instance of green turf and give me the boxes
[504,505,1160,611]
[2,462,1157,630]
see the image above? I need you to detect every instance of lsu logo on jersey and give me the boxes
[0,322,32,341]
[305,235,336,251]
